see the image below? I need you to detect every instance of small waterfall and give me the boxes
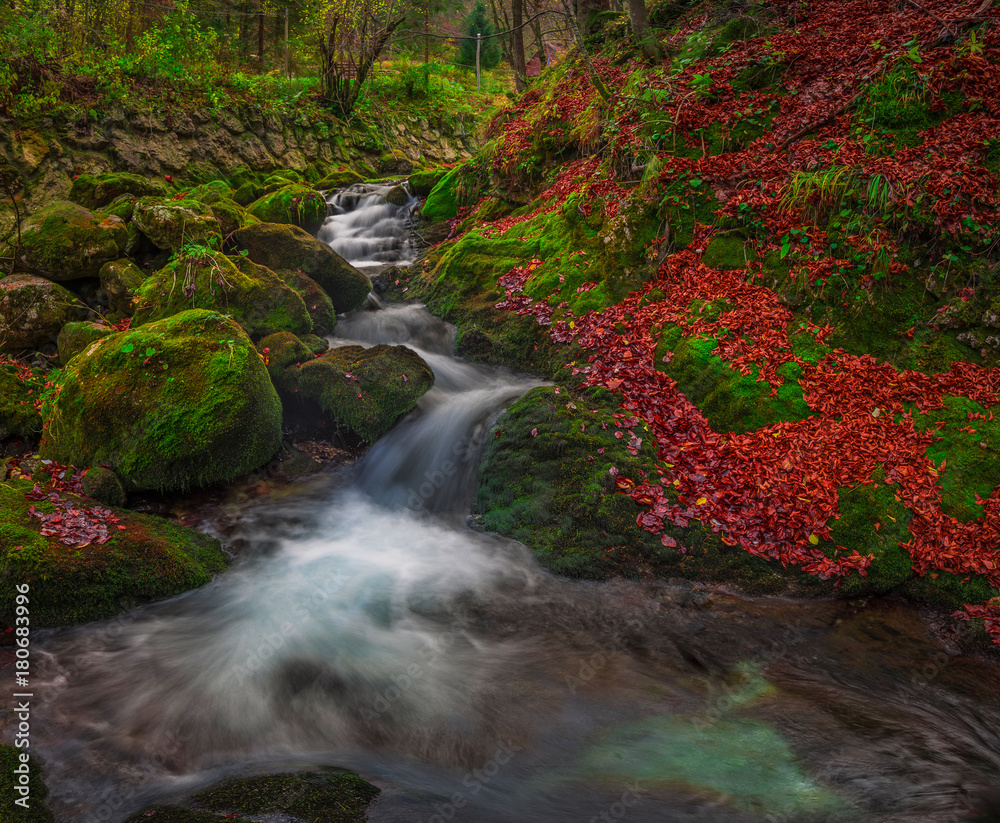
[318,182,420,267]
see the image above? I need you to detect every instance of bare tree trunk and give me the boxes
[125,0,135,53]
[258,4,265,66]
[627,0,662,59]
[512,0,527,90]
[531,14,546,69]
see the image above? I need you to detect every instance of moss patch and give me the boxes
[476,385,793,590]
[69,172,167,209]
[247,183,329,234]
[0,477,228,626]
[134,250,312,339]
[284,344,434,443]
[0,365,43,440]
[124,770,379,823]
[40,310,282,493]
[658,325,812,434]
[0,744,53,822]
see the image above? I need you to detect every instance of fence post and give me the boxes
[476,33,481,91]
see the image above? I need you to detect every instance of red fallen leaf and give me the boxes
[661,535,677,548]
[905,327,915,339]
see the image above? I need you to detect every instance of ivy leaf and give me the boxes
[120,343,134,354]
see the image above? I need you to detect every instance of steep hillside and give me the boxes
[408,0,1000,648]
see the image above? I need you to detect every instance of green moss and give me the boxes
[419,164,466,222]
[0,365,43,439]
[6,201,127,281]
[209,198,259,237]
[246,183,329,234]
[658,325,812,434]
[0,744,53,822]
[40,310,282,493]
[0,477,228,627]
[99,258,148,316]
[277,269,337,335]
[289,344,434,442]
[233,224,371,314]
[476,386,792,590]
[69,172,167,209]
[133,197,222,253]
[408,167,448,197]
[315,167,364,191]
[815,467,915,596]
[701,234,759,269]
[0,274,90,351]
[134,251,312,339]
[233,181,264,207]
[257,331,313,379]
[81,465,127,507]
[910,395,1000,522]
[57,321,114,365]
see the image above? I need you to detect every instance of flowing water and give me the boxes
[19,188,1000,823]
[318,182,421,268]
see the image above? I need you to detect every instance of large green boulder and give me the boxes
[210,197,259,237]
[133,197,222,252]
[4,201,128,281]
[0,363,43,441]
[278,344,433,442]
[315,167,364,191]
[419,165,464,222]
[0,476,228,626]
[246,183,329,234]
[133,250,312,339]
[99,258,147,315]
[0,274,90,351]
[234,223,371,313]
[40,310,283,492]
[69,172,167,209]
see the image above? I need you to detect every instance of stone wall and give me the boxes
[0,105,477,232]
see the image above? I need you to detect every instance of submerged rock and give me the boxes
[40,310,282,493]
[276,343,434,443]
[0,274,90,351]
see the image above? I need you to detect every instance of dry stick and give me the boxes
[902,0,958,38]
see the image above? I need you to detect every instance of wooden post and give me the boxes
[284,6,289,78]
[476,33,481,91]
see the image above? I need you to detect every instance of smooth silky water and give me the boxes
[23,187,1000,823]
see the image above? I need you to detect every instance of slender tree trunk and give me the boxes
[627,0,662,59]
[424,2,429,63]
[512,0,527,90]
[531,14,546,69]
[258,4,265,65]
[125,0,135,53]
[240,2,249,60]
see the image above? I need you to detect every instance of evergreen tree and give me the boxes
[457,0,501,69]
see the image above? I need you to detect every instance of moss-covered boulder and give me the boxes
[315,167,365,191]
[419,165,464,222]
[182,180,235,205]
[0,363,43,441]
[133,197,222,252]
[57,320,114,365]
[258,331,314,380]
[99,258,147,315]
[40,310,282,492]
[134,250,312,339]
[0,476,228,626]
[246,183,329,234]
[0,274,90,351]
[123,770,379,823]
[4,201,128,281]
[275,269,337,335]
[210,197,259,237]
[81,465,127,507]
[69,172,167,209]
[0,744,53,822]
[409,168,449,197]
[476,385,791,589]
[233,181,264,206]
[234,224,371,313]
[385,184,409,207]
[278,344,433,442]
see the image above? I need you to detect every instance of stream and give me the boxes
[22,186,1000,823]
